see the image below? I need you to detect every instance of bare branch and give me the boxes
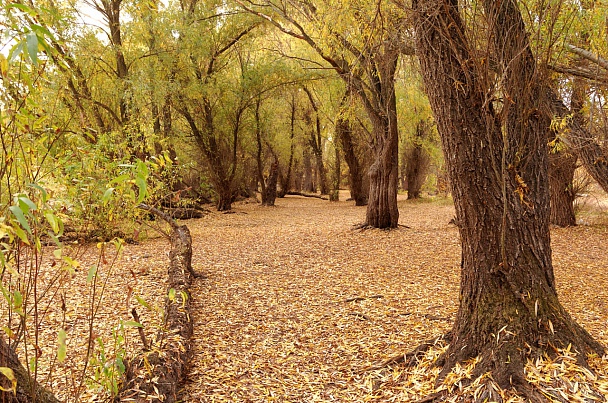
[567,44,608,72]
[548,64,608,84]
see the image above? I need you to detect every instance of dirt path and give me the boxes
[182,195,608,402]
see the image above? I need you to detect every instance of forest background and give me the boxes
[3,0,608,401]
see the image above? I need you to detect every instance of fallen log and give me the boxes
[120,204,195,402]
[285,191,329,200]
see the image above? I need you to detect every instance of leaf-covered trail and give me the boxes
[182,196,608,401]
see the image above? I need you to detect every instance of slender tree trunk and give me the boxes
[302,87,329,194]
[255,99,267,203]
[330,142,341,201]
[302,149,315,193]
[262,161,278,206]
[413,0,603,397]
[1,335,60,403]
[279,94,297,198]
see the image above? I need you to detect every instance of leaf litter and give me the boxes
[182,194,608,402]
[4,193,608,401]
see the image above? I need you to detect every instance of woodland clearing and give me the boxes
[15,191,608,402]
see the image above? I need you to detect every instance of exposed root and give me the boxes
[360,333,449,373]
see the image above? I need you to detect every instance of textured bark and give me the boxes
[122,205,194,403]
[549,151,577,227]
[330,141,341,202]
[336,116,368,206]
[302,149,315,193]
[364,48,400,228]
[413,0,604,396]
[255,99,267,203]
[0,335,61,403]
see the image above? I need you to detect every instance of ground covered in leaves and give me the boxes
[181,193,608,402]
[7,192,608,402]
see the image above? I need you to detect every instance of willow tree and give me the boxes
[413,0,604,398]
[239,0,409,228]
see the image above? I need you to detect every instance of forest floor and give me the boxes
[179,191,608,402]
[10,190,608,402]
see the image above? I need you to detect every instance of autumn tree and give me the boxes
[238,0,409,228]
[327,85,371,205]
[413,0,604,398]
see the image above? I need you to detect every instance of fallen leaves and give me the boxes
[4,192,608,401]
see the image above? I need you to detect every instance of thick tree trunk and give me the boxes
[336,115,368,206]
[549,151,577,227]
[413,0,604,397]
[362,48,400,229]
[365,81,400,228]
[0,336,61,403]
[548,76,586,227]
[215,186,233,211]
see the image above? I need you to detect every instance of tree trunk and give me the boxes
[413,0,604,396]
[330,141,341,202]
[365,67,400,228]
[262,161,278,206]
[302,149,315,193]
[302,87,329,195]
[549,151,577,227]
[405,119,431,200]
[0,335,61,403]
[121,205,194,403]
[549,92,608,193]
[278,94,297,198]
[548,75,587,227]
[336,114,368,206]
[215,185,233,211]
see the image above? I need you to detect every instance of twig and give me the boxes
[344,295,384,303]
[131,308,149,351]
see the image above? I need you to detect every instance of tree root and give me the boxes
[359,333,450,373]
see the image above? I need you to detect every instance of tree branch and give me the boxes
[567,44,608,71]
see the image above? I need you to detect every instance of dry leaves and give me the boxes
[4,192,608,402]
[181,194,608,402]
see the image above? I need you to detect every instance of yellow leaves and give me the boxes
[0,367,17,394]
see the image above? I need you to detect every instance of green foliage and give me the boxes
[88,321,130,397]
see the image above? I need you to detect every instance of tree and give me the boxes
[1,335,61,403]
[413,0,604,398]
[335,90,370,206]
[302,86,329,195]
[238,0,407,228]
[403,118,432,199]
